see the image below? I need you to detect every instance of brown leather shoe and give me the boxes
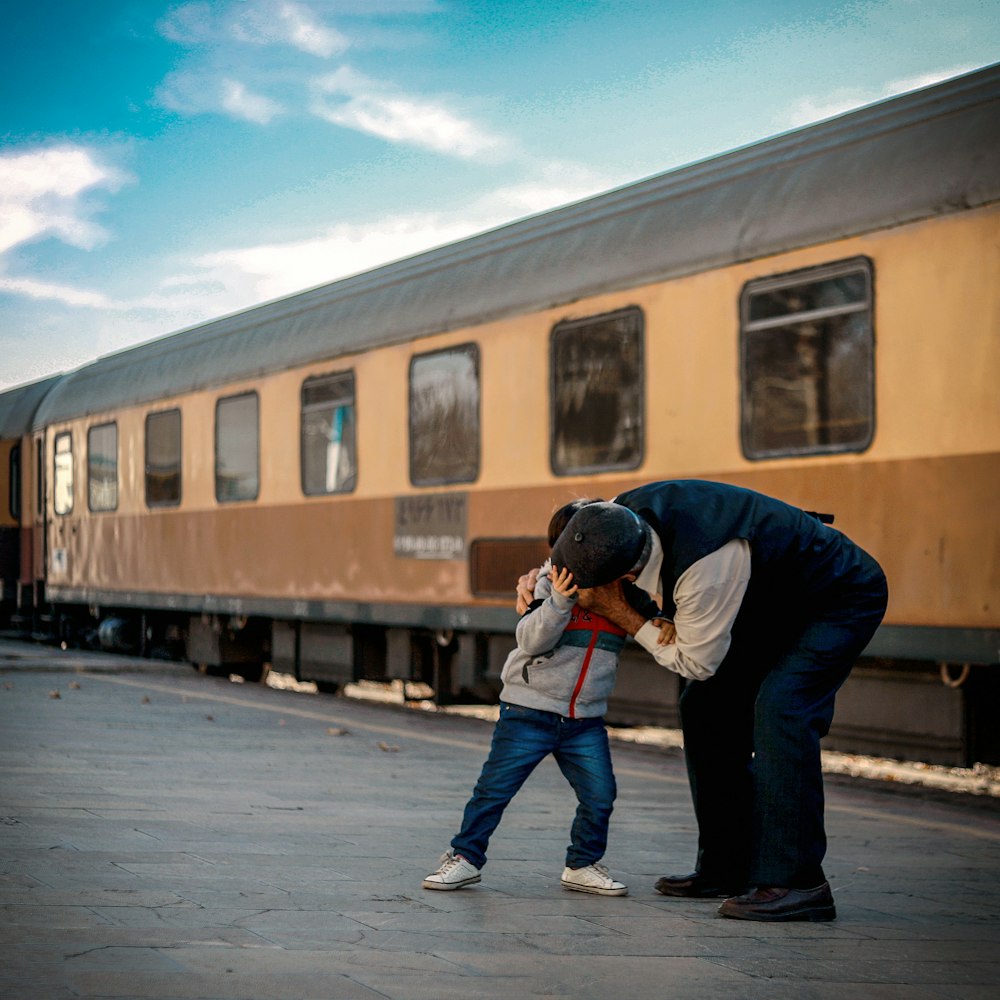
[654,872,745,898]
[717,882,836,921]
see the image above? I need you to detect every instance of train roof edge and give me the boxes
[0,375,67,438]
[17,61,1000,429]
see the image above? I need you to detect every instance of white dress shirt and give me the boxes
[631,531,751,681]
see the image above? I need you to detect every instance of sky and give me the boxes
[1,0,998,391]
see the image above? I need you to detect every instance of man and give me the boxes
[525,479,888,921]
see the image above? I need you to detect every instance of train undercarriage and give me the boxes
[4,593,999,770]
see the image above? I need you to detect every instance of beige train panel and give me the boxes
[870,207,1000,460]
[35,205,999,515]
[475,205,1000,487]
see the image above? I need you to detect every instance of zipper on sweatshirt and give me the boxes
[567,628,600,719]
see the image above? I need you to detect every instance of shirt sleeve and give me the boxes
[515,572,576,655]
[633,539,750,681]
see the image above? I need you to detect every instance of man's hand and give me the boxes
[575,579,627,614]
[516,566,540,614]
[576,579,646,636]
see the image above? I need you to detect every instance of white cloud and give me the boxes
[0,155,604,343]
[234,1,349,58]
[159,0,348,57]
[0,275,121,310]
[190,214,485,303]
[483,161,617,217]
[311,66,505,159]
[783,64,979,127]
[0,146,129,255]
[156,71,285,123]
[220,79,283,124]
[156,2,216,45]
[167,167,614,306]
[0,161,618,389]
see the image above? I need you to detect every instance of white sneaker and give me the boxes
[561,862,628,896]
[422,850,482,891]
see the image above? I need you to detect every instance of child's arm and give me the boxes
[515,566,578,655]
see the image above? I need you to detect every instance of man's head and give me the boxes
[550,502,650,588]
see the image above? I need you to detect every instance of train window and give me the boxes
[409,344,480,486]
[88,422,118,512]
[740,257,874,459]
[145,408,182,507]
[215,392,259,502]
[301,372,357,495]
[9,445,20,521]
[53,432,73,516]
[550,307,644,475]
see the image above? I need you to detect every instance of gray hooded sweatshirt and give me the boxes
[498,566,646,719]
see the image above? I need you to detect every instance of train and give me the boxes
[2,64,998,767]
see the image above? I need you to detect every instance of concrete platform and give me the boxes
[1,640,999,999]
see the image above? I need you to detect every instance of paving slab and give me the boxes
[1,639,999,999]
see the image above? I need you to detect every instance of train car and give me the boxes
[5,65,999,765]
[0,375,63,633]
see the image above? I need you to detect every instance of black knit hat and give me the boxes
[550,502,650,588]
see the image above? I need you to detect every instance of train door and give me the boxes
[0,439,19,609]
[28,432,46,607]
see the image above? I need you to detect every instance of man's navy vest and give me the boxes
[614,480,857,617]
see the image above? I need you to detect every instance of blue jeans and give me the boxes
[680,547,888,889]
[451,703,617,870]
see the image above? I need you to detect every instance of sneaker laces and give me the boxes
[437,851,466,874]
[569,862,614,884]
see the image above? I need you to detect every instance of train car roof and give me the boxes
[0,375,65,438]
[28,62,1000,429]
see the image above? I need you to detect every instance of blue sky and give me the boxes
[1,0,997,390]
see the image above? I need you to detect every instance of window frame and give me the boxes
[548,306,645,477]
[300,370,358,496]
[145,407,183,509]
[739,256,875,461]
[214,391,260,504]
[408,342,481,487]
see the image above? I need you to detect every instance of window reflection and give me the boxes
[87,423,118,512]
[216,393,259,502]
[146,409,181,507]
[302,372,357,495]
[53,432,73,516]
[741,258,874,458]
[409,345,480,486]
[550,308,644,475]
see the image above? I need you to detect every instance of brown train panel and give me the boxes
[45,451,998,634]
[469,454,1000,632]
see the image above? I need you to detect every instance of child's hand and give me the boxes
[550,565,578,598]
[651,617,676,646]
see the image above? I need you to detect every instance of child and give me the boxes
[422,499,660,896]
